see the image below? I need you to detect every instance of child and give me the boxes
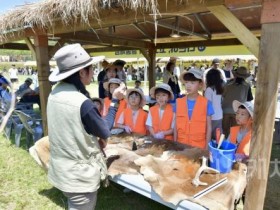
[228,100,254,160]
[146,83,175,140]
[134,80,143,93]
[204,69,224,140]
[116,88,147,135]
[103,78,127,123]
[91,97,103,115]
[175,69,214,149]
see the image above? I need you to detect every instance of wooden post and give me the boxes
[34,35,51,135]
[244,1,280,209]
[140,47,156,90]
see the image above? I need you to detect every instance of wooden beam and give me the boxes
[34,35,52,135]
[24,38,36,59]
[146,20,209,39]
[0,43,30,50]
[0,28,46,45]
[207,5,260,57]
[140,48,151,63]
[193,13,212,38]
[58,31,153,49]
[132,23,153,40]
[156,37,243,48]
[87,46,135,53]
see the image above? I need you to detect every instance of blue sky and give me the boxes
[0,0,41,14]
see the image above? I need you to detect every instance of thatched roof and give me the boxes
[0,0,159,41]
[0,0,262,52]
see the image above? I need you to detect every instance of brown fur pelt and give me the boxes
[134,149,247,210]
[29,136,50,172]
[104,144,141,177]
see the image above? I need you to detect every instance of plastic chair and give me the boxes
[13,110,43,148]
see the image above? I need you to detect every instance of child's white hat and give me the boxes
[103,78,122,91]
[126,88,146,107]
[233,100,254,117]
[150,83,174,100]
[180,68,203,83]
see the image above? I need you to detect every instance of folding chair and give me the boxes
[13,110,43,149]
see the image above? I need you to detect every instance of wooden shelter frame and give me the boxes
[0,0,279,209]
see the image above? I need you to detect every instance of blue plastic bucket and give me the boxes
[209,141,237,173]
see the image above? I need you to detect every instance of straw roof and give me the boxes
[0,0,159,41]
[0,0,262,52]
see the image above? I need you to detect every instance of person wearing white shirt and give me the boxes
[8,65,18,83]
[203,58,227,88]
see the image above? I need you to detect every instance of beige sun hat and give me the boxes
[150,83,174,100]
[232,66,250,79]
[232,100,254,117]
[49,43,103,82]
[103,78,122,91]
[180,68,203,83]
[126,88,146,107]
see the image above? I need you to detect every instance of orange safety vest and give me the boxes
[150,104,174,140]
[103,97,127,123]
[229,126,251,156]
[176,95,207,149]
[123,108,148,135]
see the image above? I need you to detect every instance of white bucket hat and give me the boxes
[232,100,254,117]
[103,78,122,91]
[180,68,203,83]
[49,44,103,82]
[126,88,146,107]
[150,83,174,100]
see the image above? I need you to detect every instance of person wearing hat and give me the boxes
[97,60,109,99]
[175,68,214,149]
[113,59,126,83]
[103,78,127,124]
[203,58,227,87]
[222,66,253,137]
[116,88,148,135]
[47,44,125,210]
[15,78,33,98]
[146,83,175,140]
[227,100,254,161]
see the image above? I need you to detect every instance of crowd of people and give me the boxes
[0,65,40,113]
[44,43,255,210]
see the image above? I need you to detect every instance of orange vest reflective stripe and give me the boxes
[124,108,148,135]
[176,95,207,149]
[150,104,174,140]
[103,97,127,124]
[229,126,251,156]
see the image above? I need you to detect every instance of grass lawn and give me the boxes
[0,136,171,210]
